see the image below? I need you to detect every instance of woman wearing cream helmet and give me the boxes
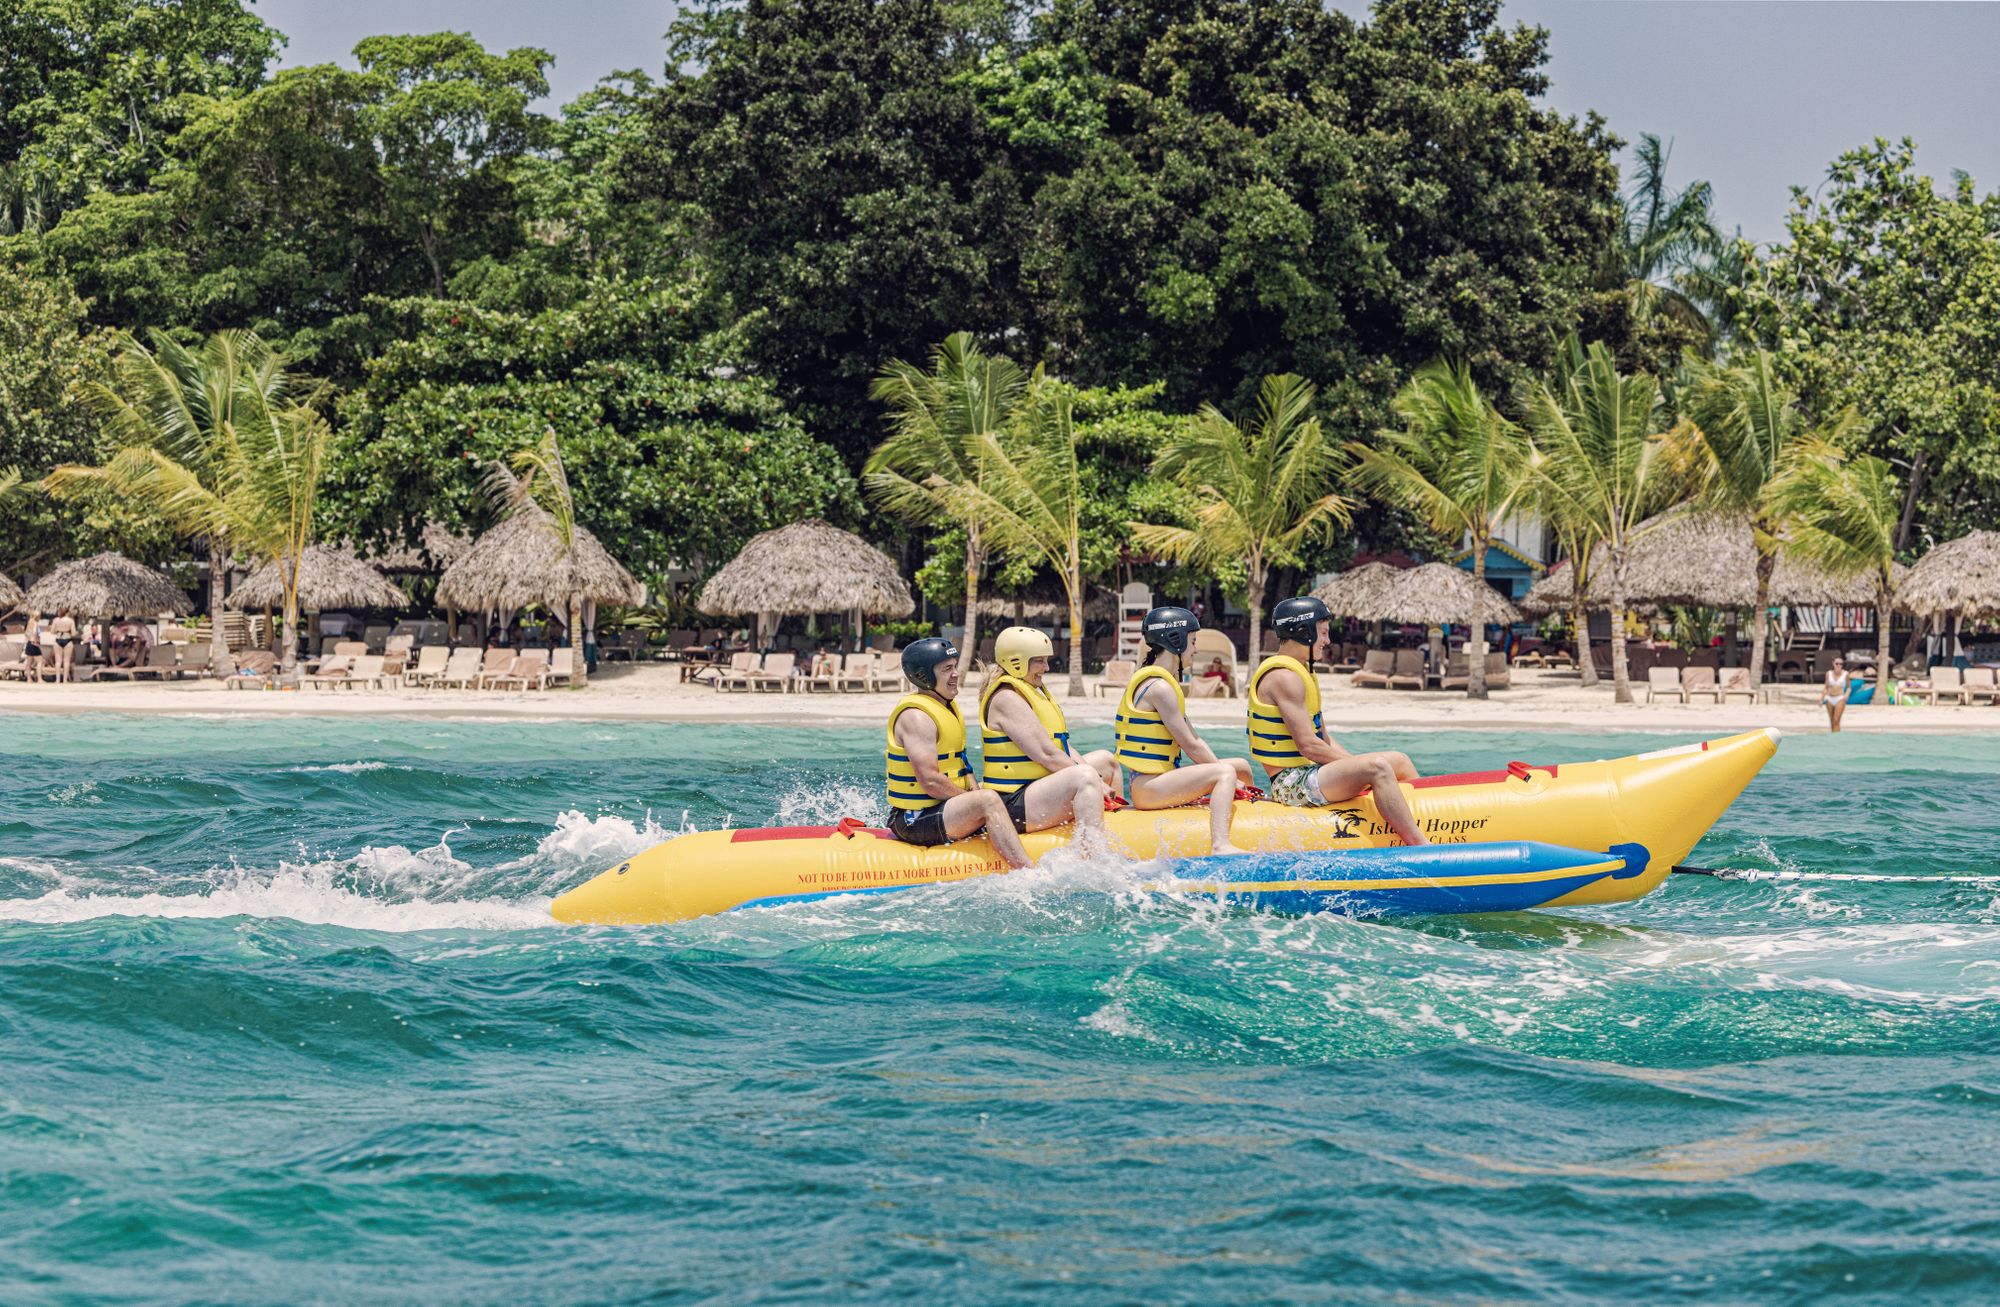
[978,626,1118,840]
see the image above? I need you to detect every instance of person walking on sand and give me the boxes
[1114,606,1256,855]
[1247,596,1429,846]
[884,638,1031,866]
[1821,654,1851,733]
[979,627,1115,843]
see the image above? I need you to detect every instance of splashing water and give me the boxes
[3,713,1999,1302]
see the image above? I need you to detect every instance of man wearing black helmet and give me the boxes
[1113,606,1256,855]
[1246,597,1429,846]
[884,638,1032,867]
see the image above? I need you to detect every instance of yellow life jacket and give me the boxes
[885,693,974,811]
[1114,665,1184,775]
[978,673,1071,795]
[1247,655,1323,772]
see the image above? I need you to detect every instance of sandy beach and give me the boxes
[3,662,1992,733]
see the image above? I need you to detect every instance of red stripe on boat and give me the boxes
[1407,764,1558,790]
[730,825,892,842]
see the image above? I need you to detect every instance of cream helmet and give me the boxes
[994,626,1054,678]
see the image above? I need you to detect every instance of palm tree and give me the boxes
[1351,361,1530,699]
[1771,442,1902,695]
[48,337,332,674]
[489,427,593,687]
[1522,341,1683,704]
[865,333,1027,667]
[45,330,303,671]
[947,374,1092,697]
[1613,133,1727,343]
[1130,373,1353,671]
[1676,351,1860,691]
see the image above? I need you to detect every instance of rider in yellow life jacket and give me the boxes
[979,627,1116,840]
[884,637,1030,867]
[1114,606,1255,855]
[1249,596,1429,846]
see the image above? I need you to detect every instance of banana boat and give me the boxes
[552,729,1780,925]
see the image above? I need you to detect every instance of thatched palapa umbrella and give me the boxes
[1315,562,1518,677]
[698,519,913,649]
[231,545,409,612]
[974,582,1116,624]
[1902,530,2000,621]
[1313,562,1411,621]
[23,552,192,618]
[0,568,20,612]
[438,506,642,661]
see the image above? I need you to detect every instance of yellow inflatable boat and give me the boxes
[552,728,1780,925]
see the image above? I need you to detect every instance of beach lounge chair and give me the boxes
[1186,629,1239,698]
[301,654,353,689]
[1485,651,1511,690]
[1718,667,1756,703]
[1905,666,1965,705]
[795,653,842,693]
[862,651,899,692]
[1330,642,1364,674]
[1440,652,1472,691]
[1350,650,1394,689]
[126,645,183,681]
[1961,666,1997,705]
[1644,666,1684,703]
[1682,665,1720,703]
[712,651,761,691]
[1093,658,1136,698]
[471,647,516,688]
[0,637,27,680]
[341,655,388,690]
[545,647,576,687]
[404,645,450,687]
[1387,649,1426,691]
[432,647,483,689]
[487,649,551,690]
[743,652,795,692]
[829,653,871,692]
[223,651,278,689]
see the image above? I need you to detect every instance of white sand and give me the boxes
[2,662,1992,734]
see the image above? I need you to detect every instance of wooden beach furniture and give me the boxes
[1386,649,1425,691]
[1439,651,1471,691]
[1350,650,1394,689]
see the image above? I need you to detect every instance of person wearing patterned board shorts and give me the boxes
[1248,596,1430,847]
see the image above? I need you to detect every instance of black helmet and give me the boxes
[1272,595,1331,642]
[1141,606,1198,657]
[900,637,959,691]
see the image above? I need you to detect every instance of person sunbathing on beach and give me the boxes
[1113,606,1255,855]
[1246,596,1428,846]
[883,638,1029,867]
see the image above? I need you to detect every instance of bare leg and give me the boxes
[1129,761,1246,854]
[941,789,1030,868]
[1021,765,1107,839]
[1830,699,1847,732]
[1077,748,1119,790]
[1316,754,1429,846]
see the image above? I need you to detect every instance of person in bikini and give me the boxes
[978,626,1115,843]
[48,608,78,682]
[1113,606,1255,855]
[1247,596,1428,846]
[883,637,1030,867]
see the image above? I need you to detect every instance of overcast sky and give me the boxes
[256,0,2000,248]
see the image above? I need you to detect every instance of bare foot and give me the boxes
[1210,843,1252,856]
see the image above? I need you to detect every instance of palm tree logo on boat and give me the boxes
[1326,809,1365,840]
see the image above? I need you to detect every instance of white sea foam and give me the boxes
[0,873,553,931]
[288,760,401,774]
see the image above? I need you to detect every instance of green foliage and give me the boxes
[1738,138,2000,547]
[0,0,280,234]
[0,260,168,568]
[322,278,858,584]
[954,41,1106,160]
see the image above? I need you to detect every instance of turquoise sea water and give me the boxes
[3,714,1997,1304]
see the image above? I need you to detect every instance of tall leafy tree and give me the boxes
[47,327,331,672]
[1523,341,1681,704]
[1129,373,1352,671]
[865,332,1028,667]
[1771,444,1903,695]
[1352,361,1529,699]
[951,372,1094,698]
[1738,139,2000,547]
[1676,350,1859,690]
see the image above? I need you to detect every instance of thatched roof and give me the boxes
[698,519,913,618]
[1521,510,1892,614]
[974,581,1117,622]
[229,545,409,611]
[1902,530,2000,618]
[353,520,473,573]
[0,569,19,610]
[1313,562,1410,619]
[22,552,192,617]
[437,507,642,611]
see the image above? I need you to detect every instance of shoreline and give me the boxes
[3,664,1994,734]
